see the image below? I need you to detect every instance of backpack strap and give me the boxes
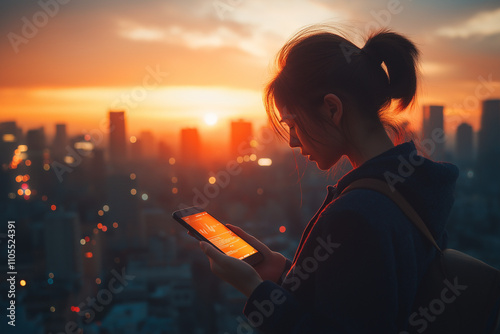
[340,178,442,253]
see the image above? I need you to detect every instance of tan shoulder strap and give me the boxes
[340,178,442,252]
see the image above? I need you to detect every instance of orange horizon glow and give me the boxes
[1,1,499,147]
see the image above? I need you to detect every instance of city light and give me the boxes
[64,156,75,164]
[169,157,176,165]
[279,226,286,233]
[130,173,136,180]
[130,136,137,143]
[80,239,86,245]
[103,205,109,212]
[257,158,273,166]
[2,134,15,142]
[50,205,56,211]
[171,176,178,183]
[130,188,137,195]
[142,193,148,201]
[20,280,27,287]
[172,187,178,194]
[85,252,93,258]
[113,222,118,228]
[208,176,216,184]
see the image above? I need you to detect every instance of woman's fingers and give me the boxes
[200,241,223,261]
[226,224,270,254]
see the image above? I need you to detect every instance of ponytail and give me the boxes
[362,30,420,112]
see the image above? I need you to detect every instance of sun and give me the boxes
[204,113,218,126]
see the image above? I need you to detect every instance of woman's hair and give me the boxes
[264,25,420,144]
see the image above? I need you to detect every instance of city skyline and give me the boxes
[1,1,500,138]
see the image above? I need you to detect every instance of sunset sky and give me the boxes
[1,0,499,145]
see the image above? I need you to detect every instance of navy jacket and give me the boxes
[243,141,459,333]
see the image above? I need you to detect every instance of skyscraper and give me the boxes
[109,111,127,165]
[0,121,22,165]
[476,99,500,194]
[52,123,68,161]
[180,128,201,166]
[422,105,445,160]
[230,119,253,159]
[139,130,156,158]
[43,210,83,286]
[455,122,473,169]
[26,127,47,198]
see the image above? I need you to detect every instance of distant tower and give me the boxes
[0,121,22,165]
[180,128,201,166]
[455,122,474,169]
[476,99,500,194]
[422,105,445,160]
[139,130,156,158]
[26,127,47,198]
[52,123,68,161]
[230,120,253,159]
[109,111,127,164]
[43,210,83,288]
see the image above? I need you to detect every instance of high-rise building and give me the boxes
[52,123,68,161]
[422,105,445,160]
[476,99,500,194]
[180,128,201,166]
[158,140,172,163]
[109,111,127,165]
[43,210,83,287]
[26,127,47,198]
[455,122,474,169]
[230,120,253,159]
[0,121,22,165]
[106,174,143,250]
[139,130,156,158]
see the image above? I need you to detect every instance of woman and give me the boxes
[199,25,459,333]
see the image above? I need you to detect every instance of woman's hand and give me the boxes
[200,241,263,297]
[197,224,289,297]
[225,224,288,283]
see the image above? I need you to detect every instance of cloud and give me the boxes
[436,7,500,38]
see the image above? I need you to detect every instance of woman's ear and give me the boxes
[323,93,343,127]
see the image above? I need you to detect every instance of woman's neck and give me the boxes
[346,124,395,169]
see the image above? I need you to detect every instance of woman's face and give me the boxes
[278,104,345,170]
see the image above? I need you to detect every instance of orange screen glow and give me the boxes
[182,212,258,260]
